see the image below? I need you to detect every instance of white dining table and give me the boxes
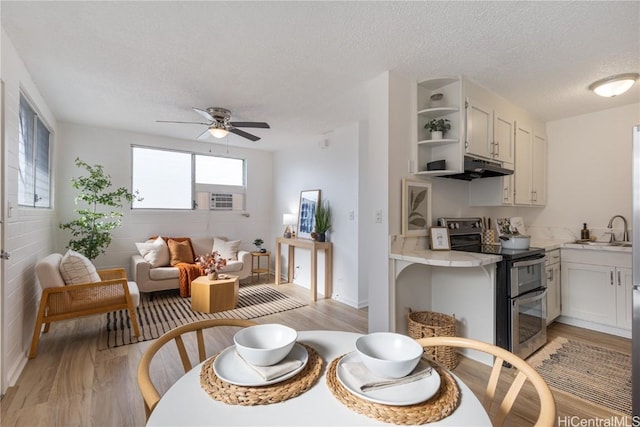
[147,330,492,426]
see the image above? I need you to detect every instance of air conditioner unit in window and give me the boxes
[210,193,233,210]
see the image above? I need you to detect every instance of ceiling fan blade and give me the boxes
[192,107,214,122]
[229,121,270,129]
[196,128,212,140]
[229,128,261,142]
[156,120,210,125]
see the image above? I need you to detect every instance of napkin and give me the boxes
[236,351,303,381]
[342,358,432,392]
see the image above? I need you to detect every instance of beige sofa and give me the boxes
[131,236,252,293]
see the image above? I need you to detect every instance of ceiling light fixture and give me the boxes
[589,73,639,97]
[208,123,229,138]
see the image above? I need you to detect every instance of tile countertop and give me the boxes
[389,235,502,267]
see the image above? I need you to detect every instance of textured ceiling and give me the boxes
[2,1,639,151]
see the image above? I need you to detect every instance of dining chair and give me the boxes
[137,318,258,418]
[416,336,556,427]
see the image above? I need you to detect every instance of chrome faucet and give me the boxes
[607,215,629,242]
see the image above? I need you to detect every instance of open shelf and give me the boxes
[417,107,459,119]
[418,138,458,147]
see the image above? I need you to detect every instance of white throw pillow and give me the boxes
[136,236,170,267]
[59,249,101,285]
[213,237,240,261]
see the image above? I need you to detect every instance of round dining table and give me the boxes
[147,330,492,426]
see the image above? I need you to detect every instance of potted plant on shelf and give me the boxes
[314,201,332,242]
[424,118,451,140]
[253,238,266,253]
[197,251,227,280]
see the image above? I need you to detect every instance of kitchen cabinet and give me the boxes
[468,163,514,206]
[414,77,464,176]
[560,249,631,335]
[545,249,561,324]
[514,121,547,206]
[465,98,492,159]
[466,100,515,165]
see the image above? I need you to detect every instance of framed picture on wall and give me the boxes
[297,189,321,239]
[429,227,451,251]
[401,178,432,237]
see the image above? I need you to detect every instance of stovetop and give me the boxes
[454,244,545,260]
[436,217,545,260]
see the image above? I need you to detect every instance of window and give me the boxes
[19,94,51,207]
[132,146,245,210]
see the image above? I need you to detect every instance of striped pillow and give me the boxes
[59,249,101,285]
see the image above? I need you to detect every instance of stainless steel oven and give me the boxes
[437,217,547,359]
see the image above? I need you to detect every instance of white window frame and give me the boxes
[18,92,51,208]
[131,145,246,210]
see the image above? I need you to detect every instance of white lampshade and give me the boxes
[589,73,639,97]
[283,213,297,226]
[208,127,229,138]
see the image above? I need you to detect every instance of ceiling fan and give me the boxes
[157,107,270,142]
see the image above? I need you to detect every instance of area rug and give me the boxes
[97,284,306,350]
[527,336,631,415]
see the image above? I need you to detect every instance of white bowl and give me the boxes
[355,332,423,379]
[233,324,297,366]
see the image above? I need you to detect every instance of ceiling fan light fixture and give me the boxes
[589,73,639,97]
[208,127,229,139]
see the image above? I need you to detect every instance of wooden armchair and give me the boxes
[29,253,141,358]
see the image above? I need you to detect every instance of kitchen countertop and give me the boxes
[561,242,632,253]
[389,235,501,267]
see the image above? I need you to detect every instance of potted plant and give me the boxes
[253,238,266,253]
[314,200,332,242]
[196,251,227,280]
[424,118,451,140]
[59,158,141,260]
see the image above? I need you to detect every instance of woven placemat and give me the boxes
[326,355,460,425]
[200,343,323,406]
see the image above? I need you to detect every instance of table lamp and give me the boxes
[283,213,297,238]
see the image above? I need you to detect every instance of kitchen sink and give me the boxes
[581,241,632,247]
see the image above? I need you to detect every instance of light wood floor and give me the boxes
[0,282,632,426]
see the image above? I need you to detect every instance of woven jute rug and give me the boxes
[97,284,306,350]
[527,336,632,415]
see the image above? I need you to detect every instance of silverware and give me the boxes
[360,365,433,392]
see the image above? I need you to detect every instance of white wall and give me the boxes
[527,103,640,240]
[1,30,59,393]
[272,123,361,307]
[56,123,274,273]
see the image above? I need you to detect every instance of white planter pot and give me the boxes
[431,131,443,140]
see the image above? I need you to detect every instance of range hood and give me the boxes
[445,156,514,181]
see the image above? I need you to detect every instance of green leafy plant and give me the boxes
[314,200,332,234]
[253,238,264,248]
[59,158,141,260]
[424,118,451,133]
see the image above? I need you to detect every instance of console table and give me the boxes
[275,237,332,301]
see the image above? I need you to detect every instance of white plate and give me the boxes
[336,352,441,406]
[213,342,308,387]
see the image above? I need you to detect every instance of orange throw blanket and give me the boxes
[176,263,204,297]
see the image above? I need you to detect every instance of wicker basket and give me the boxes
[407,310,458,370]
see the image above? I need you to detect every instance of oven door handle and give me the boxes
[516,288,547,305]
[512,256,547,269]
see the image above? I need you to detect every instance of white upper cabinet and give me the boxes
[514,121,547,206]
[466,100,515,165]
[465,98,493,159]
[493,110,515,164]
